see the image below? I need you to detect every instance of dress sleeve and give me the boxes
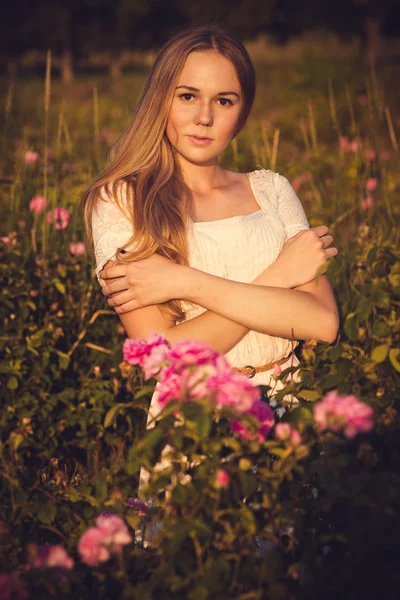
[272,172,310,239]
[91,183,136,287]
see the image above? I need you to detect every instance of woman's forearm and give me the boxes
[180,267,338,343]
[164,263,287,353]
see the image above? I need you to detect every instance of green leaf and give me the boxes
[356,296,373,321]
[344,313,358,341]
[7,376,19,390]
[297,388,320,402]
[389,348,400,372]
[104,403,126,428]
[57,351,70,370]
[37,503,56,524]
[371,344,389,364]
[54,279,66,295]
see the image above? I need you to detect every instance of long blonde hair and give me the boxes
[81,25,256,322]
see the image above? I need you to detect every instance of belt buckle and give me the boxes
[243,364,257,378]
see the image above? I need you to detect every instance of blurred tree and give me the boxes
[269,0,398,68]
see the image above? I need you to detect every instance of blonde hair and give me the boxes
[81,25,256,322]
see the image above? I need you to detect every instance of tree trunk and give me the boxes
[363,14,382,70]
[109,52,123,79]
[6,57,18,78]
[61,47,74,83]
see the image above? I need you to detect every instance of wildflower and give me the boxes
[24,151,39,165]
[69,241,85,256]
[361,196,374,211]
[127,498,149,516]
[29,195,47,213]
[339,136,349,150]
[314,390,374,439]
[0,574,28,599]
[46,207,71,230]
[214,469,230,489]
[350,139,362,153]
[30,545,74,570]
[366,178,377,192]
[368,150,376,161]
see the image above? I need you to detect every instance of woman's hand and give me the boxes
[270,225,338,289]
[99,254,187,313]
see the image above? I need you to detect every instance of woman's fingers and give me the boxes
[324,247,338,260]
[320,234,334,248]
[312,225,329,238]
[102,279,129,296]
[99,263,128,280]
[106,289,133,307]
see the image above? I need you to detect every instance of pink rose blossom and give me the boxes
[78,514,132,567]
[314,391,374,439]
[142,343,171,379]
[158,368,185,405]
[291,177,302,192]
[215,469,230,488]
[273,363,282,376]
[78,527,111,567]
[169,339,219,370]
[231,399,274,442]
[208,369,260,413]
[339,136,349,150]
[275,422,302,446]
[0,574,28,600]
[46,207,71,230]
[123,333,171,372]
[350,139,362,152]
[24,150,39,165]
[96,513,133,548]
[29,195,47,213]
[69,241,85,256]
[368,150,376,161]
[361,196,374,211]
[30,545,74,570]
[366,178,377,191]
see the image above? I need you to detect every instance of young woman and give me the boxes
[81,26,339,422]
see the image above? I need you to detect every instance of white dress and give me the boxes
[92,168,310,397]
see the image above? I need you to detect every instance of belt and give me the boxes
[233,355,290,379]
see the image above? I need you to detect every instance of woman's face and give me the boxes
[166,51,243,167]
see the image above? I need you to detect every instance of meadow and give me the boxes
[0,38,399,599]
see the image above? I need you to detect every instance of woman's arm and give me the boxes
[101,258,286,354]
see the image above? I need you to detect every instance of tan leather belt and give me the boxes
[233,355,290,379]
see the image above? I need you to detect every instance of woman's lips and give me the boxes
[188,135,213,146]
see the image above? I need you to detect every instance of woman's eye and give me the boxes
[218,97,233,107]
[180,93,194,101]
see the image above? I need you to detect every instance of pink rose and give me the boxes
[208,369,260,413]
[96,513,133,548]
[339,136,349,151]
[273,362,282,376]
[368,150,376,161]
[215,469,230,488]
[275,422,302,446]
[142,343,171,379]
[78,527,110,567]
[69,242,85,256]
[30,545,74,570]
[123,333,171,372]
[291,177,302,192]
[46,207,71,230]
[158,368,186,405]
[231,399,274,442]
[366,178,377,192]
[169,339,219,370]
[0,574,28,600]
[350,140,362,152]
[361,196,374,211]
[24,151,39,165]
[314,391,374,439]
[29,195,47,213]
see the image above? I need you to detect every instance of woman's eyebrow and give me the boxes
[176,85,240,98]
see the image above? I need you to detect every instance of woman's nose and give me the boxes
[195,102,213,127]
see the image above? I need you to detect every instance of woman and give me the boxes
[81,25,339,421]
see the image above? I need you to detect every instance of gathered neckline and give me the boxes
[191,171,265,227]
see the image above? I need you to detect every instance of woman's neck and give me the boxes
[178,159,227,195]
